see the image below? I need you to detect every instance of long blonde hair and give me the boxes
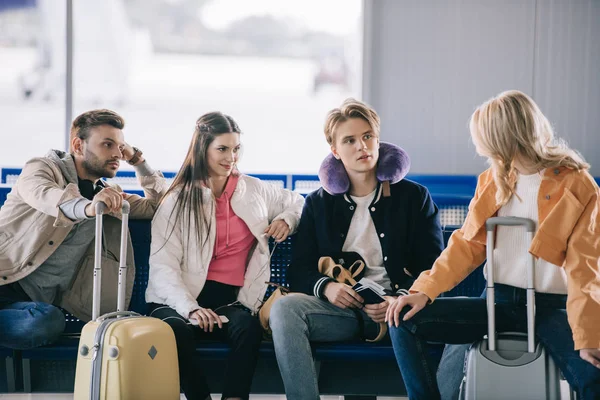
[469,90,589,206]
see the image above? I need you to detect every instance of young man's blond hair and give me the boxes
[324,98,381,146]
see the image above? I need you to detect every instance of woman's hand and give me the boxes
[189,307,223,332]
[264,220,290,242]
[385,292,430,327]
[580,348,600,369]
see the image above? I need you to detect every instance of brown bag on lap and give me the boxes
[257,254,363,334]
[258,254,389,342]
[317,256,388,342]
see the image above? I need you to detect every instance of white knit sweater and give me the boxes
[486,171,568,294]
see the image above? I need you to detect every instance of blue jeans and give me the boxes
[436,343,471,400]
[389,284,600,400]
[269,293,382,400]
[0,283,65,350]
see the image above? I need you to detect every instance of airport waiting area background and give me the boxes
[0,0,599,397]
[0,0,597,178]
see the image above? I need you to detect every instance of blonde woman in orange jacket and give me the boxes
[385,90,600,400]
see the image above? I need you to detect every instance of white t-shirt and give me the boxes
[343,189,392,291]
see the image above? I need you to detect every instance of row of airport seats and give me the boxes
[0,169,481,396]
[1,167,478,226]
[2,169,595,395]
[0,220,484,396]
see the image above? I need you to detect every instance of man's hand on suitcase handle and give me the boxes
[385,292,429,327]
[85,187,127,216]
[580,348,600,369]
[189,308,223,332]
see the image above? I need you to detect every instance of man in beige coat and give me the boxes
[0,109,168,349]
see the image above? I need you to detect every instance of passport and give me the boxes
[352,278,387,305]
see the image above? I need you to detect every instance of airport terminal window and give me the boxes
[0,0,66,167]
[0,0,363,175]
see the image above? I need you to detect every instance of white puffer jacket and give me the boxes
[145,175,304,318]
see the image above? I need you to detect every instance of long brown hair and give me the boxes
[470,90,589,206]
[160,112,241,248]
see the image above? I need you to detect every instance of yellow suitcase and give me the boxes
[73,201,179,400]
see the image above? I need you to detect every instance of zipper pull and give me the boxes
[91,343,100,361]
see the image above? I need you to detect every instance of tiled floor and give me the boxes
[0,380,574,399]
[0,382,576,399]
[0,396,407,400]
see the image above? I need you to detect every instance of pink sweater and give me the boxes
[207,174,256,286]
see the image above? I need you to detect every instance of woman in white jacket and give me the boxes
[145,112,304,400]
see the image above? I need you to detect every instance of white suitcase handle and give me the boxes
[93,200,130,321]
[485,217,536,353]
[96,311,140,322]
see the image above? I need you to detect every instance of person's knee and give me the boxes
[160,315,194,341]
[24,304,65,348]
[235,312,263,342]
[269,294,308,334]
[388,323,409,335]
[388,323,414,344]
[43,304,66,337]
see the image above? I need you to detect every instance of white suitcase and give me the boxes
[459,217,563,400]
[73,201,180,400]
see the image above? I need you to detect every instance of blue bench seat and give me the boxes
[2,220,484,395]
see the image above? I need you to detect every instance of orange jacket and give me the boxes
[411,167,600,350]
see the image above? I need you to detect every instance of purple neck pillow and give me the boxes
[318,141,411,195]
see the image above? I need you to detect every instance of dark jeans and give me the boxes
[0,282,65,350]
[148,280,263,400]
[389,284,600,400]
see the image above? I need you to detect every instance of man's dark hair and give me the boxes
[69,109,125,152]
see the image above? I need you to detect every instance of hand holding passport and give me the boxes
[352,277,387,304]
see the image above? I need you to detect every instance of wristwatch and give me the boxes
[127,147,143,165]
